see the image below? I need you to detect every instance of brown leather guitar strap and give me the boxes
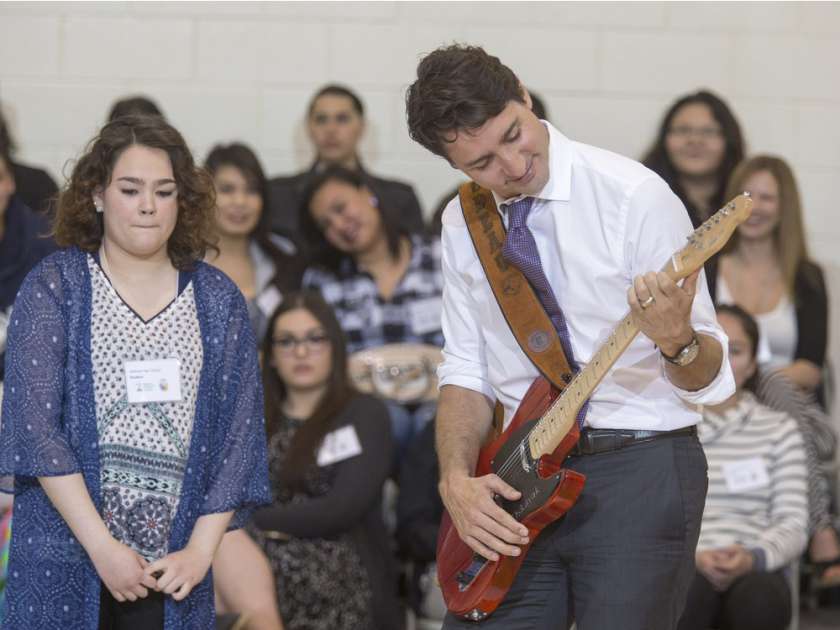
[458,182,574,435]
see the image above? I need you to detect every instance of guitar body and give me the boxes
[436,376,586,621]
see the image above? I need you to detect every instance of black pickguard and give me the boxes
[490,418,562,522]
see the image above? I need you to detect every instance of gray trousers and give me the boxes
[442,434,708,630]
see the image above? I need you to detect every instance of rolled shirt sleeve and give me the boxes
[624,176,735,406]
[436,202,496,402]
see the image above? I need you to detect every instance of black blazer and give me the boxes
[266,163,425,246]
[708,257,828,367]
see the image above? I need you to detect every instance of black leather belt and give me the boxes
[570,426,697,456]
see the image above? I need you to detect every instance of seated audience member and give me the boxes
[0,106,59,215]
[717,154,840,584]
[246,291,403,630]
[717,155,827,392]
[643,90,745,228]
[300,166,444,453]
[107,94,165,122]
[267,84,424,245]
[0,148,57,380]
[427,88,550,235]
[678,304,808,630]
[204,143,303,343]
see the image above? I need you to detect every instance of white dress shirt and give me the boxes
[437,122,735,431]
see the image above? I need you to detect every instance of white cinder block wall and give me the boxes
[3,2,840,450]
[2,1,838,256]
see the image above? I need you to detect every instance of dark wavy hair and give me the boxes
[262,290,357,490]
[307,84,365,118]
[299,165,404,272]
[204,142,302,290]
[53,114,216,270]
[107,95,165,123]
[406,44,525,159]
[716,303,760,392]
[642,90,745,225]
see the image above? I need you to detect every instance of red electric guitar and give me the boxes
[437,193,754,622]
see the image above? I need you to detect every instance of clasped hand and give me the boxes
[440,472,530,562]
[696,546,755,591]
[93,537,213,603]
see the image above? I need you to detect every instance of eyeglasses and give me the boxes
[272,332,330,355]
[667,125,723,140]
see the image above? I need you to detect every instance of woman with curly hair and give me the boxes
[0,115,270,629]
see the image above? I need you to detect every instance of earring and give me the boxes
[370,196,379,207]
[95,204,103,214]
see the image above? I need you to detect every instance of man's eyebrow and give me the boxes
[116,176,176,185]
[464,119,519,169]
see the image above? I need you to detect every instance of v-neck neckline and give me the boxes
[91,254,187,325]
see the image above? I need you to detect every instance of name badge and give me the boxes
[317,425,363,467]
[409,297,442,336]
[125,358,183,404]
[722,457,770,493]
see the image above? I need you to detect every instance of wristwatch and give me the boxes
[661,333,700,367]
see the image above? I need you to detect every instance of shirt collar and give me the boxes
[492,121,574,210]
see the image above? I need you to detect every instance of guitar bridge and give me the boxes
[456,554,488,591]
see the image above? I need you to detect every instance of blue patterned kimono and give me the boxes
[0,248,271,629]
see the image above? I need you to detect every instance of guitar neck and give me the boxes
[527,257,681,460]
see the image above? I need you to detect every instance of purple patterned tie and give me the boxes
[502,197,589,428]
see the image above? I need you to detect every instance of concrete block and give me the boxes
[398,1,666,29]
[729,99,796,158]
[63,17,193,79]
[799,2,840,35]
[196,20,329,83]
[796,38,840,101]
[0,16,60,76]
[731,36,798,99]
[667,1,799,32]
[331,23,472,86]
[464,27,599,92]
[797,105,840,167]
[602,32,732,95]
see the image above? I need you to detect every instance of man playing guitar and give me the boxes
[406,45,735,629]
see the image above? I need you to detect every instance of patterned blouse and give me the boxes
[0,248,271,630]
[90,257,203,561]
[302,234,445,354]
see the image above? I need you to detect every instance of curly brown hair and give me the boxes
[53,114,216,269]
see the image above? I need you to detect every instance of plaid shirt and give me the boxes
[302,235,445,354]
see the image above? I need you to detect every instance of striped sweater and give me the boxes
[698,392,808,572]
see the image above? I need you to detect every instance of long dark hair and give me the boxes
[204,142,302,291]
[642,90,745,225]
[716,303,760,392]
[299,165,405,272]
[262,290,357,489]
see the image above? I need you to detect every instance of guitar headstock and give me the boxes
[671,193,753,278]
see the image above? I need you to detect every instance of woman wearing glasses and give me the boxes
[643,90,746,229]
[217,291,403,630]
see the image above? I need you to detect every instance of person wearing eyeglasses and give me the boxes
[643,90,746,230]
[217,290,403,630]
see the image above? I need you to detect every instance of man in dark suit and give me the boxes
[267,85,424,249]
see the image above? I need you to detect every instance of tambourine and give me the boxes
[348,343,443,404]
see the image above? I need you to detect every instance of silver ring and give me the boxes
[640,296,655,309]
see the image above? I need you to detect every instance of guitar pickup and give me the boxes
[456,554,488,591]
